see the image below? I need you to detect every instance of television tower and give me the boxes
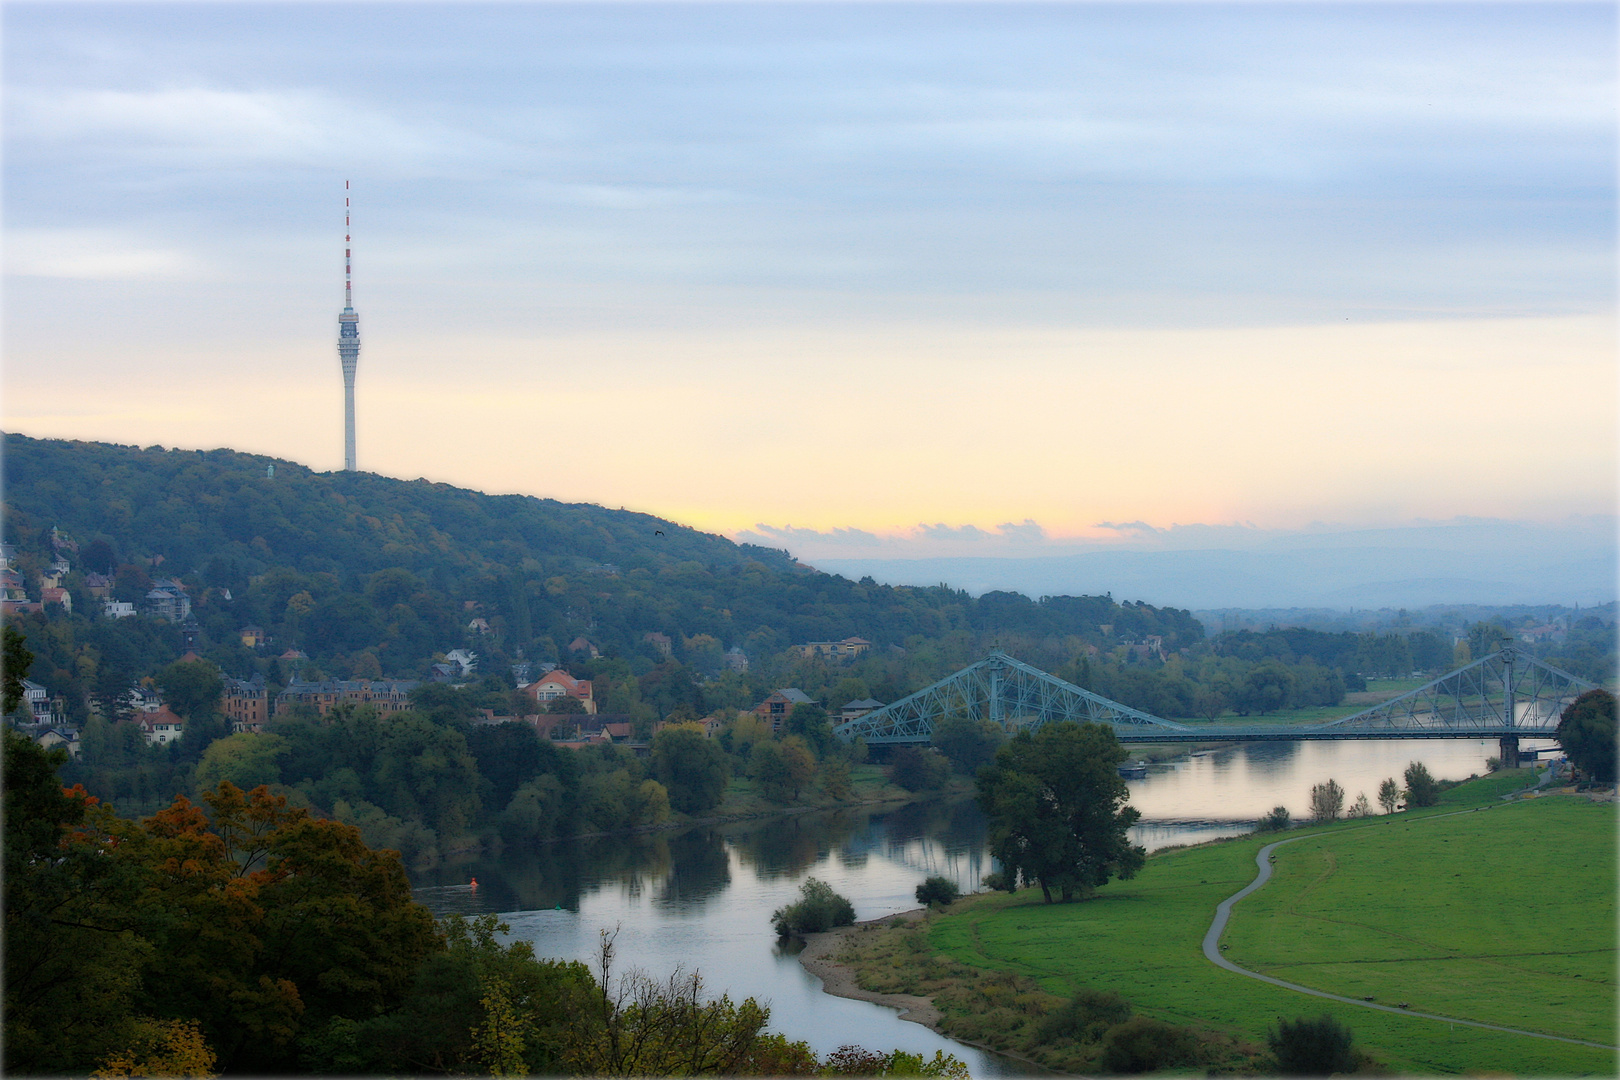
[337,180,361,471]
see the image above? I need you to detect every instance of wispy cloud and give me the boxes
[5,228,203,281]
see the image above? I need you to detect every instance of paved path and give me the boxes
[1201,811,1616,1050]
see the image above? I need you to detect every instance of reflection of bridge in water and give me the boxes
[832,648,1595,766]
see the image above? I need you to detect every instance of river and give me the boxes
[411,737,1550,1074]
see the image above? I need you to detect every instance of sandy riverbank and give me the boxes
[796,910,942,1031]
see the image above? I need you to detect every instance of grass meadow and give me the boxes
[893,774,1616,1074]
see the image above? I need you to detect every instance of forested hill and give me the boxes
[2,434,1203,684]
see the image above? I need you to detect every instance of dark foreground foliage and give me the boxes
[1267,1013,1357,1076]
[5,730,960,1078]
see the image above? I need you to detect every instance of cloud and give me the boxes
[1094,521,1161,537]
[5,228,203,281]
[6,86,474,172]
[735,524,884,550]
[996,519,1047,543]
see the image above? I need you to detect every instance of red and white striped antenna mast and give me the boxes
[344,179,353,307]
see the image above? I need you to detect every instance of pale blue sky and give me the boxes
[4,3,1615,569]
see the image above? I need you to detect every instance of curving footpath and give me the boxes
[1201,817,1616,1050]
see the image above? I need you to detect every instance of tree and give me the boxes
[1557,689,1617,783]
[751,738,814,803]
[1403,761,1439,808]
[771,878,855,936]
[1234,662,1295,715]
[783,702,833,757]
[3,624,33,715]
[887,746,950,792]
[1347,792,1371,818]
[1377,777,1401,814]
[193,732,287,791]
[652,724,730,814]
[914,876,960,907]
[153,659,223,720]
[976,722,1145,903]
[1267,1013,1355,1076]
[1256,806,1291,832]
[1309,779,1344,822]
[931,717,1001,775]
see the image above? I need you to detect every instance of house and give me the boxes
[239,625,267,648]
[752,688,815,732]
[523,669,596,714]
[139,706,187,745]
[273,678,420,719]
[444,649,478,677]
[16,679,52,722]
[1,600,43,617]
[643,632,673,658]
[839,698,885,724]
[144,580,191,621]
[567,636,600,659]
[427,662,459,683]
[40,587,71,614]
[723,647,749,673]
[1,568,29,601]
[85,572,114,598]
[104,600,137,619]
[34,726,81,758]
[794,637,872,661]
[223,674,270,733]
[468,617,492,635]
[125,686,163,714]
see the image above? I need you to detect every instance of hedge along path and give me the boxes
[1202,809,1617,1051]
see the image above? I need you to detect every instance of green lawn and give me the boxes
[923,780,1617,1075]
[1225,799,1616,1046]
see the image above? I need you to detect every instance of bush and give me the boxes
[1034,987,1132,1045]
[1097,1017,1201,1073]
[887,746,951,792]
[981,871,1014,893]
[1267,1013,1355,1076]
[771,877,856,937]
[915,876,960,908]
[1255,805,1291,832]
[1403,761,1440,808]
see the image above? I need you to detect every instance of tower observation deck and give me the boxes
[338,180,361,471]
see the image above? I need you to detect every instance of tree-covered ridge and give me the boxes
[3,433,1203,687]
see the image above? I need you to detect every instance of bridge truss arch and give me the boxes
[831,652,1195,745]
[831,647,1598,747]
[1305,647,1597,740]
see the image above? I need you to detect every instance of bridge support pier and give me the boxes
[1499,735,1521,769]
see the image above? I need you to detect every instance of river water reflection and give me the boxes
[412,738,1543,1072]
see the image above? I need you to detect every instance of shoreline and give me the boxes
[796,910,943,1031]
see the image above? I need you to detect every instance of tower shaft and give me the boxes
[337,180,361,471]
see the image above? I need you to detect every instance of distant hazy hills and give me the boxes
[811,520,1617,610]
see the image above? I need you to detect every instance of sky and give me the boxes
[3,2,1616,595]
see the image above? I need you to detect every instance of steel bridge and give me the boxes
[831,648,1598,764]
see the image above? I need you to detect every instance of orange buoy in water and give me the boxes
[470,877,478,888]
